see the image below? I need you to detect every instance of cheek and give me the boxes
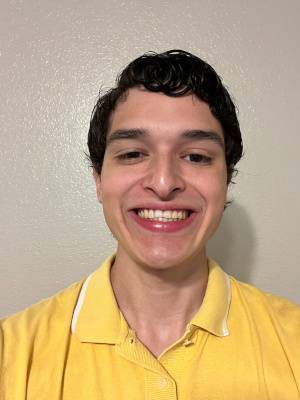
[202,171,228,207]
[100,170,137,212]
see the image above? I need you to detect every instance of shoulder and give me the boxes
[229,276,300,334]
[0,279,84,348]
[0,279,86,398]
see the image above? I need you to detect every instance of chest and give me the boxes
[58,332,298,400]
[6,328,299,400]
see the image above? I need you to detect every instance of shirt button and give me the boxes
[158,377,167,389]
[183,338,194,347]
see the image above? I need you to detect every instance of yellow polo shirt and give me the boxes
[1,256,300,399]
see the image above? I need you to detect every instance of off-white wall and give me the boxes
[1,0,299,317]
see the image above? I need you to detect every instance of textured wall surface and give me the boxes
[1,0,299,316]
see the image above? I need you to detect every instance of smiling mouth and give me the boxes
[134,209,193,222]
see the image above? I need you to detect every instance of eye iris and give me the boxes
[189,154,203,162]
[123,151,140,159]
[128,152,139,158]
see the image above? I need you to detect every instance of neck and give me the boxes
[110,249,208,356]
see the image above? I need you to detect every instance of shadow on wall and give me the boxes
[207,201,256,284]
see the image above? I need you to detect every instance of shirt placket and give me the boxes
[115,330,177,400]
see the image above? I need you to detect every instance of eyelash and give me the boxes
[117,151,144,160]
[183,154,212,164]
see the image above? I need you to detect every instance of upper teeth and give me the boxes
[137,209,188,221]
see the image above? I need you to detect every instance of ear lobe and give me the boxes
[92,168,103,203]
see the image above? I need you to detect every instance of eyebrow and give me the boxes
[181,129,224,148]
[106,129,146,145]
[107,128,224,148]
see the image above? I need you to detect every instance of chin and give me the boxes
[135,247,201,272]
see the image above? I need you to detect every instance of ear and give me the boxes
[92,168,103,203]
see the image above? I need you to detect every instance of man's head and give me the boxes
[88,49,243,184]
[88,50,243,270]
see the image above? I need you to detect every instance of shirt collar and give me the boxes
[190,259,231,337]
[72,256,231,343]
[72,255,127,344]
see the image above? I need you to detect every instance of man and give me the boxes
[1,50,299,399]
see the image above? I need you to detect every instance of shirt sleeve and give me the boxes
[0,320,5,397]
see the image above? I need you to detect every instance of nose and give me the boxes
[143,155,185,200]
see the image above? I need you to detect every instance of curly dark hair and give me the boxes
[88,49,243,184]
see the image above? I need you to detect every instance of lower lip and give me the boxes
[130,211,197,233]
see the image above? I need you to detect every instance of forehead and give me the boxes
[108,88,224,141]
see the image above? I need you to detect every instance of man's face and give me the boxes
[94,88,228,270]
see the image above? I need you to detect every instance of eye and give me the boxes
[117,151,145,161]
[183,153,212,164]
